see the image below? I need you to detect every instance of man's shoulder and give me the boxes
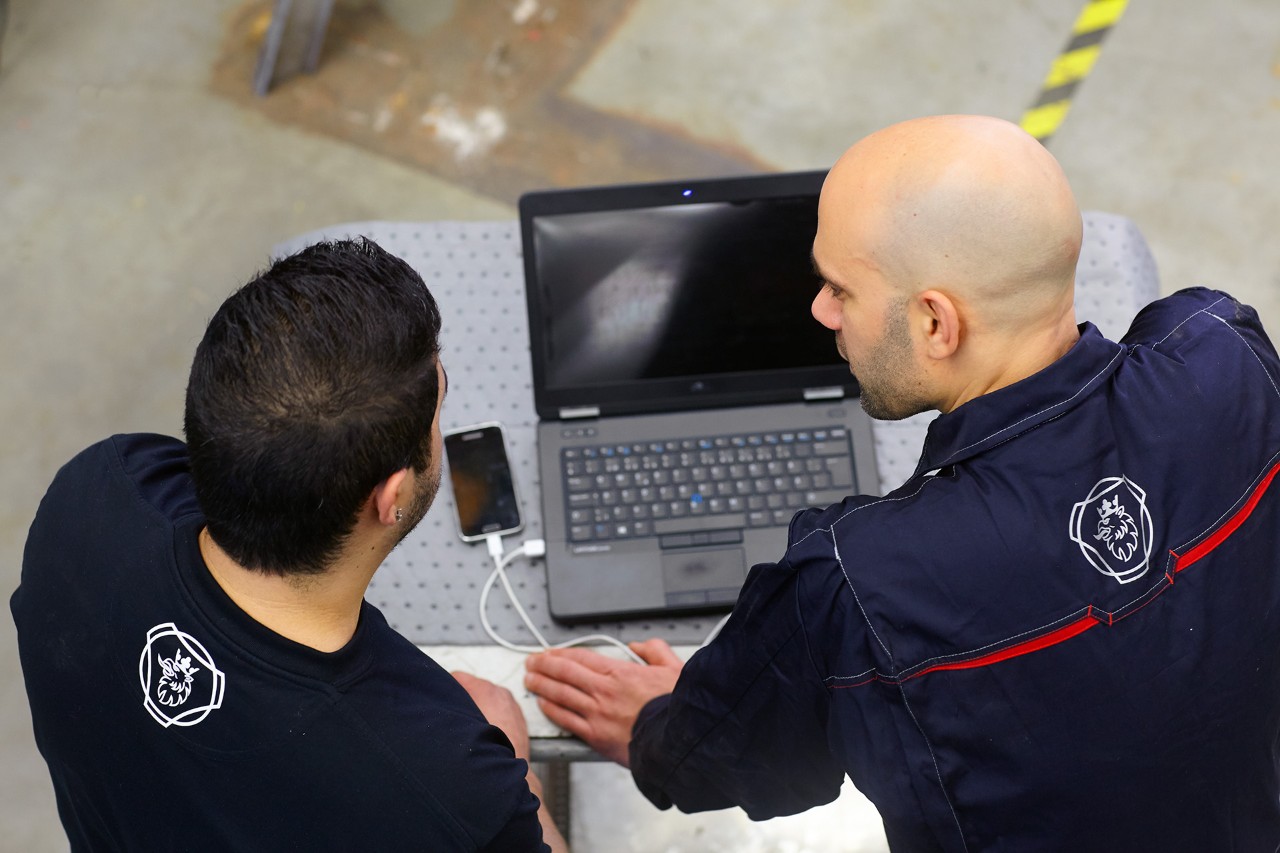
[50,433,198,522]
[1122,287,1266,350]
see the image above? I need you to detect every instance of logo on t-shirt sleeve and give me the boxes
[1069,476,1154,584]
[138,623,226,727]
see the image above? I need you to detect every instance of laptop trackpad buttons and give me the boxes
[662,548,746,607]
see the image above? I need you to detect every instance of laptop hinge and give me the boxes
[803,386,845,401]
[559,406,601,420]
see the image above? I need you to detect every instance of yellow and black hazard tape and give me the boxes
[1020,0,1129,145]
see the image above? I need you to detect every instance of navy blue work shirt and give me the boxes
[630,288,1280,851]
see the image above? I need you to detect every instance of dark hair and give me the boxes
[184,238,442,575]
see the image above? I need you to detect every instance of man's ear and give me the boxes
[370,468,411,526]
[916,290,962,360]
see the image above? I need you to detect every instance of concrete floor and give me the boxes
[1,0,1277,849]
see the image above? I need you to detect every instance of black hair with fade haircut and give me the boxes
[183,237,442,576]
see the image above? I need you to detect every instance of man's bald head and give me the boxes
[811,116,1086,417]
[820,115,1082,332]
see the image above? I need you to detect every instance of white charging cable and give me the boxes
[481,534,645,663]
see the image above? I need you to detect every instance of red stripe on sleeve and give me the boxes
[1174,461,1280,572]
[908,609,1099,681]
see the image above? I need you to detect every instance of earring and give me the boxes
[395,507,403,523]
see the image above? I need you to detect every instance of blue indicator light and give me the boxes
[681,189,693,197]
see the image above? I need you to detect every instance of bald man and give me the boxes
[525,116,1280,850]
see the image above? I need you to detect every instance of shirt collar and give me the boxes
[914,322,1125,476]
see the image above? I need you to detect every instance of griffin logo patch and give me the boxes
[138,623,226,728]
[1070,476,1154,584]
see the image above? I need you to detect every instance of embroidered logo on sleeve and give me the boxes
[1070,476,1154,584]
[138,623,226,728]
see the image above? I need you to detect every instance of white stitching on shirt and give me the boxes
[833,533,895,664]
[899,688,971,852]
[790,477,937,551]
[824,667,878,684]
[1205,309,1280,400]
[1151,295,1227,350]
[938,347,1125,468]
[1170,450,1280,555]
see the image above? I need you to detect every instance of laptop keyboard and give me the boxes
[561,427,855,545]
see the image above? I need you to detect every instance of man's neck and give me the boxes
[942,315,1080,413]
[198,528,381,653]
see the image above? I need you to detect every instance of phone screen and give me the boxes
[443,423,524,541]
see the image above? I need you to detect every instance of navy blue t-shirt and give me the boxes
[12,434,548,852]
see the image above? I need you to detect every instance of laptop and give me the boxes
[519,170,879,623]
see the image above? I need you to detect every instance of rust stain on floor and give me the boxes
[210,0,770,204]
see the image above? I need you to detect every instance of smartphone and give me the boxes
[442,422,525,542]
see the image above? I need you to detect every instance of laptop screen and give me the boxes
[520,171,859,419]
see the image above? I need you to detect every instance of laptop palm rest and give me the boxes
[662,547,746,608]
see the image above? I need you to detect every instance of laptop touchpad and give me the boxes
[662,548,746,607]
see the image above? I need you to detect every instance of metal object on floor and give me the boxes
[1,0,10,72]
[530,737,610,763]
[536,761,572,845]
[253,0,335,96]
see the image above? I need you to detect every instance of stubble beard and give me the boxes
[846,302,930,422]
[392,461,441,548]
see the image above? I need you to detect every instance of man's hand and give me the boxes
[523,638,683,766]
[452,671,530,761]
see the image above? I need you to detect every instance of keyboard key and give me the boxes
[824,457,854,487]
[804,489,849,507]
[654,513,748,535]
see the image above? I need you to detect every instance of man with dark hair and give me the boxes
[525,116,1280,850]
[13,238,566,851]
